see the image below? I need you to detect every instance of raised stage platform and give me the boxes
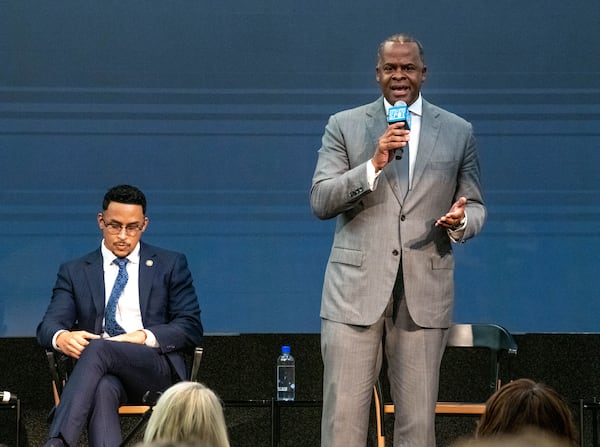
[1,333,599,447]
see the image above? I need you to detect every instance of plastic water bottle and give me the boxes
[277,345,295,401]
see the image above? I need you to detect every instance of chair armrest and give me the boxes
[190,346,204,381]
[45,350,63,396]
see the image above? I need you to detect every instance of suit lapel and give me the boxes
[138,242,157,319]
[411,100,441,191]
[83,250,106,332]
[365,98,388,141]
[363,97,407,205]
[365,99,388,165]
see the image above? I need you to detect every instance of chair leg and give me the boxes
[373,384,386,447]
[120,408,153,447]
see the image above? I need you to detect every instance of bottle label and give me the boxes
[277,364,295,400]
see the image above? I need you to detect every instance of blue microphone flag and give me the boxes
[387,100,411,129]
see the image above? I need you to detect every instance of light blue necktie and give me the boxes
[397,140,410,195]
[395,110,412,195]
[104,257,128,336]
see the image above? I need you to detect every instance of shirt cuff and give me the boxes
[448,214,468,242]
[52,330,68,351]
[367,160,381,190]
[142,329,159,347]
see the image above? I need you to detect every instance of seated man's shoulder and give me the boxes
[59,248,102,270]
[140,243,187,263]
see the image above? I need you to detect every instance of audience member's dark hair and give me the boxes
[454,428,572,447]
[475,378,578,446]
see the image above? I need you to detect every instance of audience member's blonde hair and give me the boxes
[143,381,230,447]
[475,378,578,446]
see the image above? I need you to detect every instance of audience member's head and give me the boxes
[475,378,578,446]
[455,428,573,447]
[138,443,211,447]
[138,443,212,447]
[143,381,230,447]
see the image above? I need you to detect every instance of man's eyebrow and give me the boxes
[105,219,143,226]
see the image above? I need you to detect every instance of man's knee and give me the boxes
[79,339,121,368]
[95,375,126,405]
[79,338,105,359]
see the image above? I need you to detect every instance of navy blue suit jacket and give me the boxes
[37,241,203,380]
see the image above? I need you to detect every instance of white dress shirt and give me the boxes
[101,241,157,346]
[50,242,159,350]
[368,94,423,189]
[366,94,467,240]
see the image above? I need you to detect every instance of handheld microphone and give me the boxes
[387,101,411,160]
[0,391,17,403]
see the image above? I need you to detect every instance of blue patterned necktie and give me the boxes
[104,257,128,336]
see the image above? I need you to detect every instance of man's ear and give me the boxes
[141,216,149,232]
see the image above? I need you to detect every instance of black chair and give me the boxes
[45,346,204,446]
[373,323,518,447]
[0,390,21,447]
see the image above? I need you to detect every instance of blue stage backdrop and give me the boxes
[1,1,599,336]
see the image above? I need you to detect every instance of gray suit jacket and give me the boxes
[310,97,485,328]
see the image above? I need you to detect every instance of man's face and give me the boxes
[97,201,148,258]
[376,41,427,106]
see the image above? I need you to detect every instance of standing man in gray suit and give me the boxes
[310,34,486,447]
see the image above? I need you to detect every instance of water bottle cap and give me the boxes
[281,345,291,354]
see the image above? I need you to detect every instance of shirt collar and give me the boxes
[101,240,141,268]
[383,93,423,116]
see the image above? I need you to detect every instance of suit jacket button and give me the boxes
[392,249,399,256]
[400,215,406,221]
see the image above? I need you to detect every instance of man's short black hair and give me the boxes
[102,184,147,214]
[377,33,425,65]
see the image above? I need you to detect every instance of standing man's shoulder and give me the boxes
[330,97,383,122]
[423,99,472,129]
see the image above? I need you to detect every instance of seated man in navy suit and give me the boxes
[37,184,204,447]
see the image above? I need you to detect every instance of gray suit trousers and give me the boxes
[321,298,448,447]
